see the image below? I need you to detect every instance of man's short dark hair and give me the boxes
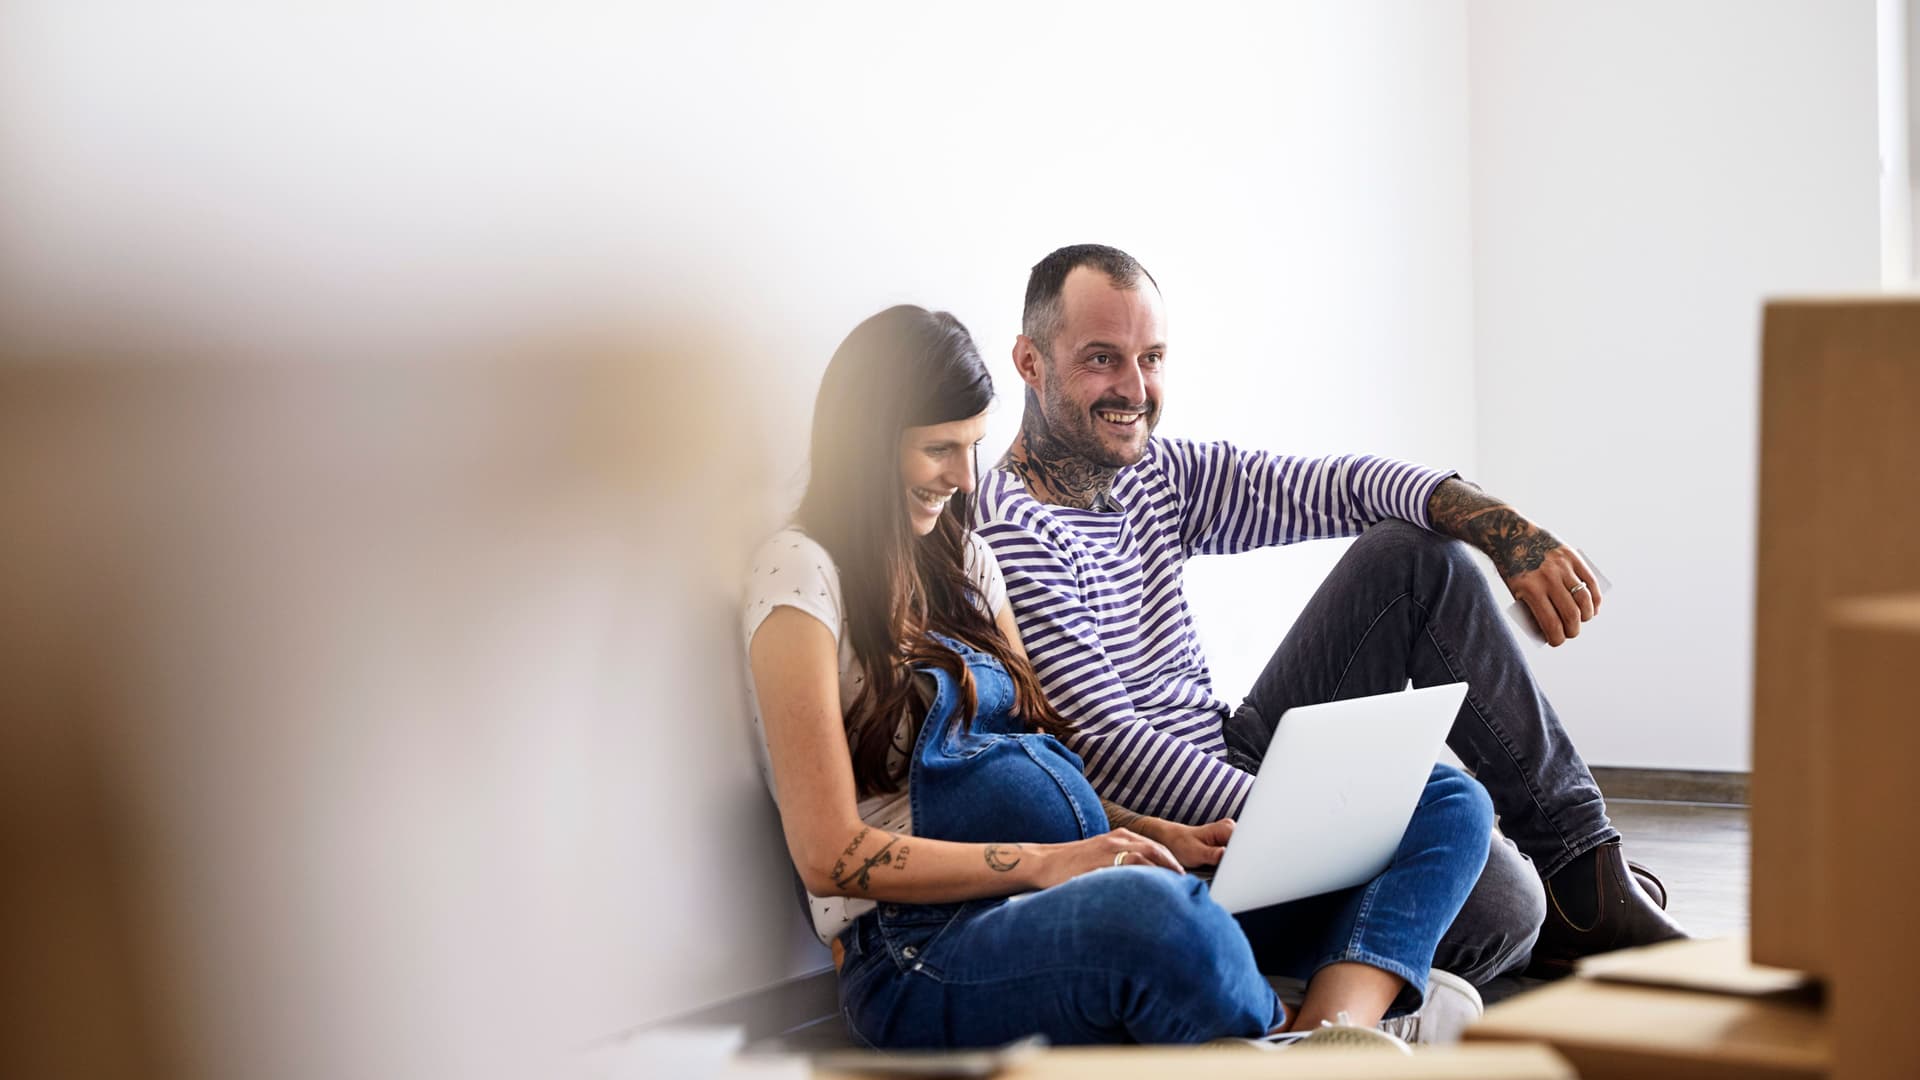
[1022,244,1159,359]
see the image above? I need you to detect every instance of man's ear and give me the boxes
[1012,335,1046,394]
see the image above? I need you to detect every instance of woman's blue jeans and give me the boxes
[840,759,1493,1047]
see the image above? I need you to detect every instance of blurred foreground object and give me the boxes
[0,343,773,1079]
[1749,299,1920,973]
[1826,595,1920,1080]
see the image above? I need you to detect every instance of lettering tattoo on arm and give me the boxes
[984,843,1024,872]
[1426,477,1563,579]
[827,826,871,886]
[829,827,903,894]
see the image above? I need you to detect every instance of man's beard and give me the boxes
[1042,383,1156,469]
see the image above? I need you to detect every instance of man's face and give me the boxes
[1022,266,1167,469]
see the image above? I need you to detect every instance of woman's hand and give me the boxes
[1138,817,1235,870]
[1026,828,1184,889]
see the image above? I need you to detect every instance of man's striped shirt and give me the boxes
[976,437,1453,825]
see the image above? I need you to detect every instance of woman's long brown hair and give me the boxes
[796,306,1071,798]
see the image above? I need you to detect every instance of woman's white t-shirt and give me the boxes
[741,526,1008,944]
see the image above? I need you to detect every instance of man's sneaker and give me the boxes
[1377,969,1484,1046]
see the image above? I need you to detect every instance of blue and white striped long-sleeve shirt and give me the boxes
[976,437,1454,825]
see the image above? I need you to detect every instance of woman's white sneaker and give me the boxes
[1377,969,1484,1045]
[1293,1018,1414,1054]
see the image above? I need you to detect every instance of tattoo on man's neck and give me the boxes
[1005,404,1117,510]
[1426,477,1562,579]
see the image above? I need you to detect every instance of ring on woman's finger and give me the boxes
[1569,581,1589,595]
[1113,852,1130,867]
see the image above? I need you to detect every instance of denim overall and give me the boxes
[904,633,1106,847]
[835,635,1286,1047]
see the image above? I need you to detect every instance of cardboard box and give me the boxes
[1753,299,1920,972]
[1466,937,1828,1080]
[811,1043,1576,1079]
[1827,595,1920,1080]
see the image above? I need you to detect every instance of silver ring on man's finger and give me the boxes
[1113,852,1129,867]
[1570,581,1589,595]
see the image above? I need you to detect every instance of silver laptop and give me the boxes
[1202,683,1467,914]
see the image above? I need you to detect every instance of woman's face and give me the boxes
[898,410,989,536]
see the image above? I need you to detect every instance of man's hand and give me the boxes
[1137,817,1235,870]
[1427,477,1603,647]
[1502,541,1602,647]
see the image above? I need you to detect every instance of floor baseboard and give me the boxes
[1590,766,1749,806]
[639,966,839,1043]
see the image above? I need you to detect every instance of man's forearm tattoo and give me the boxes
[1426,478,1563,579]
[1469,508,1562,578]
[984,843,1024,872]
[893,843,910,871]
[830,828,901,894]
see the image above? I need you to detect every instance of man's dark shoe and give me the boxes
[1628,860,1667,910]
[1527,841,1687,978]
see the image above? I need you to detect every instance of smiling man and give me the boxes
[975,244,1684,982]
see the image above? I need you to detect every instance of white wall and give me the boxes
[1174,5,1476,699]
[0,2,1477,1074]
[1467,0,1881,772]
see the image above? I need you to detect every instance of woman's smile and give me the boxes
[911,485,954,516]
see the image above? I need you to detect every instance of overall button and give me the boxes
[900,946,917,959]
[883,905,900,916]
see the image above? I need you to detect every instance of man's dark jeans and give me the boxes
[1220,520,1619,984]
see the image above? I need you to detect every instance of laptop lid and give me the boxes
[1203,682,1467,914]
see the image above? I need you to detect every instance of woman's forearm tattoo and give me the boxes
[830,826,903,893]
[828,826,870,885]
[984,843,1024,872]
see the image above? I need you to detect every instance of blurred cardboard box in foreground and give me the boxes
[809,1043,1576,1080]
[1751,299,1920,974]
[1467,937,1826,1080]
[1826,595,1920,1080]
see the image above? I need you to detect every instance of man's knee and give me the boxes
[1350,518,1482,585]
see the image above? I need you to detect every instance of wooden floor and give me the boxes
[1607,798,1749,940]
[753,798,1752,1051]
